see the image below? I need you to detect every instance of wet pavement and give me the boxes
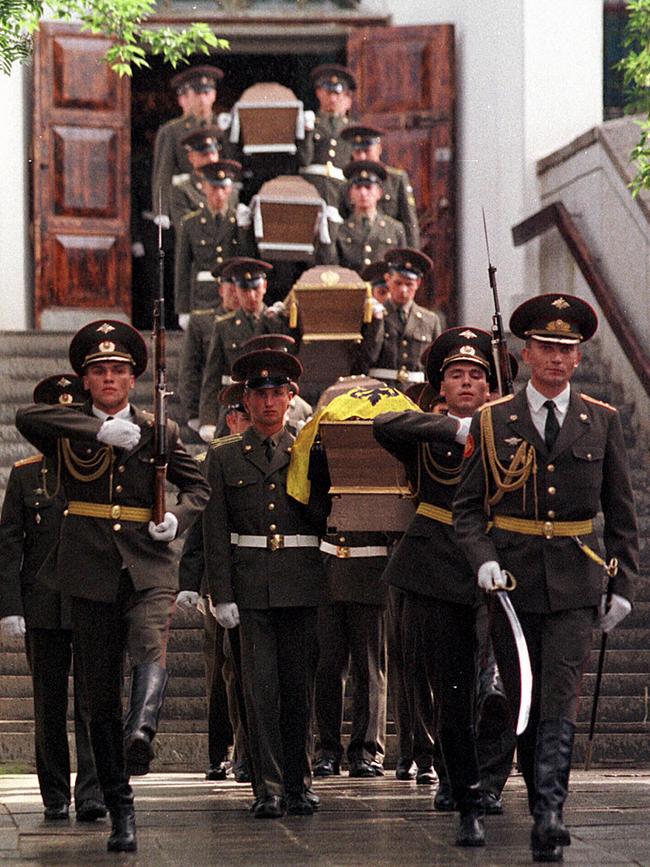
[1,768,649,865]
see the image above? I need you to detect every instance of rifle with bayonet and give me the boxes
[482,208,514,397]
[153,189,171,523]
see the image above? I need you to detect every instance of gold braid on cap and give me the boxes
[61,439,114,482]
[480,406,538,513]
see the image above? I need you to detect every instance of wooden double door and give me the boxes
[32,22,456,327]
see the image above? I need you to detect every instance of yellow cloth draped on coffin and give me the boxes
[287,383,421,504]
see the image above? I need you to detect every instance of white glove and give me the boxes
[217,111,232,131]
[454,417,472,445]
[236,202,252,228]
[370,298,386,320]
[187,418,200,433]
[153,214,171,230]
[131,241,145,258]
[303,110,315,131]
[214,602,240,629]
[599,592,631,633]
[0,615,26,641]
[97,418,141,450]
[478,561,508,591]
[148,511,179,542]
[176,590,199,610]
[265,300,286,317]
[178,313,190,331]
[199,424,216,443]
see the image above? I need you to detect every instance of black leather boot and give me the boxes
[530,718,575,859]
[439,726,485,847]
[107,804,137,852]
[124,663,169,776]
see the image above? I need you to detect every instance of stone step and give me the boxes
[0,674,207,700]
[587,649,650,673]
[575,696,650,723]
[0,330,184,356]
[581,672,650,696]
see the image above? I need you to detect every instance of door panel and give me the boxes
[348,24,456,322]
[33,23,131,326]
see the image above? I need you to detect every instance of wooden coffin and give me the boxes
[235,82,302,154]
[319,420,416,532]
[255,175,322,261]
[287,265,369,341]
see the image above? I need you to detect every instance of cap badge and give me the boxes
[57,377,71,387]
[244,272,252,280]
[405,261,412,269]
[459,345,476,356]
[545,319,571,333]
[99,341,116,353]
[218,170,225,178]
[459,329,477,339]
[261,369,269,377]
[332,76,339,83]
[320,271,341,287]
[552,297,571,309]
[97,323,115,334]
[59,393,73,405]
[360,170,369,178]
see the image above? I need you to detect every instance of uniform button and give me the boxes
[547,510,556,519]
[446,451,452,458]
[386,237,392,243]
[402,352,408,360]
[113,523,122,532]
[237,479,244,486]
[338,536,346,544]
[268,503,275,511]
[200,217,206,224]
[586,452,593,460]
[118,466,125,474]
[330,138,337,146]
[216,245,223,252]
[115,485,123,493]
[401,339,408,347]
[269,523,277,532]
[548,486,556,495]
[328,149,336,157]
[547,464,555,473]
[363,258,371,265]
[268,482,276,491]
[200,239,206,245]
[63,509,69,516]
[364,244,372,252]
[385,193,392,201]
[216,257,223,264]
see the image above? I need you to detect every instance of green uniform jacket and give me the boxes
[0,455,72,627]
[198,307,295,427]
[15,402,210,603]
[174,206,255,314]
[318,213,406,273]
[452,387,639,612]
[353,299,442,386]
[373,411,479,606]
[203,426,327,608]
[297,112,353,205]
[339,165,420,249]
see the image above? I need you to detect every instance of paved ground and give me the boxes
[1,769,649,865]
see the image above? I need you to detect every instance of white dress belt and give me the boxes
[299,163,345,182]
[230,533,319,549]
[368,368,425,383]
[320,541,389,559]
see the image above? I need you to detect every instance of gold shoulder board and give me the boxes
[482,394,515,410]
[580,393,617,412]
[180,208,202,224]
[14,454,43,468]
[211,434,243,449]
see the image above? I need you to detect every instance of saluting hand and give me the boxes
[97,418,141,450]
[148,512,179,542]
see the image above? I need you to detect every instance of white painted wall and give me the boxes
[0,63,31,329]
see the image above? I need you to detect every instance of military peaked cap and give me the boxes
[232,349,303,390]
[33,373,88,406]
[69,320,148,377]
[222,257,273,289]
[509,293,598,345]
[341,125,384,148]
[170,65,223,93]
[344,160,387,186]
[384,248,433,280]
[201,160,242,186]
[310,64,357,92]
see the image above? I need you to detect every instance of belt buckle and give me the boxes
[110,505,121,519]
[543,521,554,540]
[397,367,409,384]
[336,545,350,558]
[268,534,284,552]
[325,161,334,177]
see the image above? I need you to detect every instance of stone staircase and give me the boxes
[0,331,648,770]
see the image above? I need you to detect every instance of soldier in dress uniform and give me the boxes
[151,65,228,226]
[317,161,406,272]
[197,258,298,443]
[354,248,442,390]
[0,375,105,824]
[169,126,221,230]
[339,125,420,248]
[178,382,252,784]
[203,349,330,818]
[15,321,210,854]
[453,295,639,862]
[175,162,254,428]
[298,64,356,206]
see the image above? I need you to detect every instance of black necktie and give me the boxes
[543,400,560,450]
[264,437,275,463]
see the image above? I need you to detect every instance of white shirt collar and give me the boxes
[92,404,132,421]
[526,381,571,416]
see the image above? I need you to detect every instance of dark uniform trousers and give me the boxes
[453,387,639,808]
[314,532,388,767]
[203,426,328,802]
[0,456,102,812]
[179,307,223,422]
[15,402,210,810]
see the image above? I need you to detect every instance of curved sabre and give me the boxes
[495,589,532,735]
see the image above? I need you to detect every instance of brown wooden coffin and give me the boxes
[235,82,302,154]
[255,175,322,261]
[319,420,416,532]
[287,265,369,341]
